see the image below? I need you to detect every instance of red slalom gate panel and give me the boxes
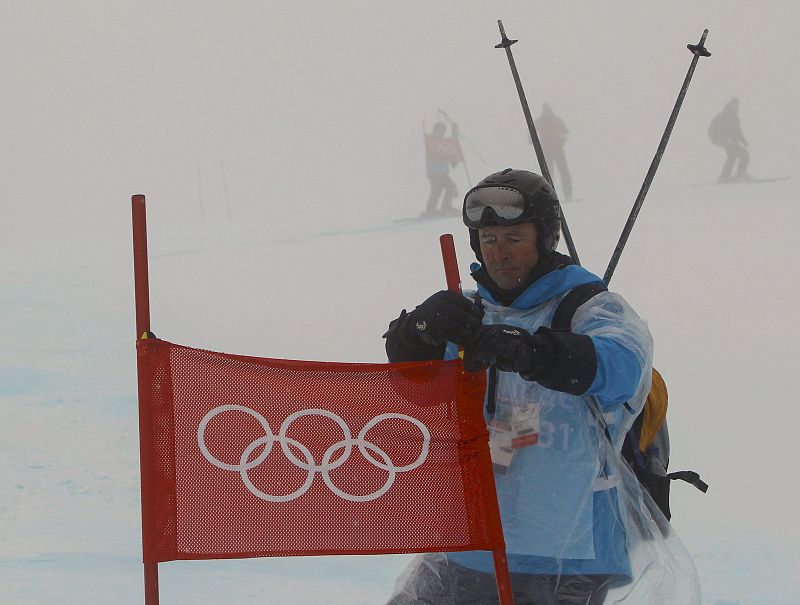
[136,338,503,562]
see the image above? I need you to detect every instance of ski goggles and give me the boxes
[463,186,532,228]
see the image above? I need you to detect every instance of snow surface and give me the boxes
[3,176,799,604]
[3,2,800,604]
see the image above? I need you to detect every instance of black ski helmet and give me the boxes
[463,168,561,260]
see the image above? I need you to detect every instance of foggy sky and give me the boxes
[2,1,798,252]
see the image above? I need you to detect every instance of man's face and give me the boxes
[479,223,540,290]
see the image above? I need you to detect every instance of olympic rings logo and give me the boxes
[197,405,431,503]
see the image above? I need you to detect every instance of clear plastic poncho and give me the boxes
[386,287,701,605]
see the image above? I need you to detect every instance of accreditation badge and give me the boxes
[488,396,540,472]
[509,403,539,448]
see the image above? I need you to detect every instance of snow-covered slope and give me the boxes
[2,169,799,604]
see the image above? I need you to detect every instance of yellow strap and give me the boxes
[639,367,668,451]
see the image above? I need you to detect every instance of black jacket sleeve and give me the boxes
[521,327,597,396]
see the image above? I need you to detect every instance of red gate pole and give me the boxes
[439,234,462,293]
[132,194,160,605]
[492,549,515,605]
[439,234,515,605]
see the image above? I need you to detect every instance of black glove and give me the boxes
[463,324,555,380]
[406,290,484,346]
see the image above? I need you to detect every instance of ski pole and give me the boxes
[220,160,233,222]
[495,20,580,265]
[603,29,711,285]
[459,141,472,188]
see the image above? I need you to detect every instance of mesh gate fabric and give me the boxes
[136,338,502,563]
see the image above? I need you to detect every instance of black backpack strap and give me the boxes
[551,282,608,332]
[667,471,709,493]
[549,281,612,441]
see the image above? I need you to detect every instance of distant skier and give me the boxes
[423,121,463,217]
[535,103,573,201]
[708,97,750,181]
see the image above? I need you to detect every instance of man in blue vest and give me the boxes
[383,169,682,604]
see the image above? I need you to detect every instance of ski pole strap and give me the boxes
[666,470,709,493]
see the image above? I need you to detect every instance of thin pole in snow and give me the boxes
[220,160,233,221]
[131,194,160,605]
